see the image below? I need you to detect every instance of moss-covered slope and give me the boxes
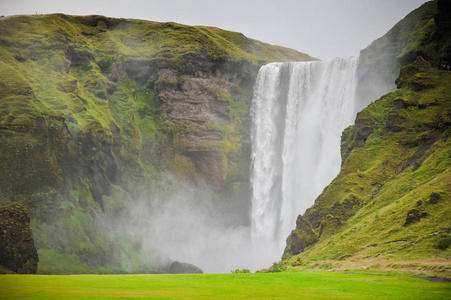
[283,58,451,276]
[356,0,451,111]
[0,13,314,273]
[281,0,451,277]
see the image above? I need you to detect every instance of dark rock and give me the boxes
[395,57,434,90]
[404,209,427,226]
[393,98,410,110]
[282,215,318,259]
[65,46,93,67]
[354,113,373,139]
[385,110,410,132]
[429,192,441,204]
[0,203,39,274]
[124,59,158,87]
[168,261,203,274]
[412,56,432,70]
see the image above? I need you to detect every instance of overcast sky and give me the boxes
[2,0,427,60]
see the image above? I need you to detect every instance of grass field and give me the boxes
[0,272,450,299]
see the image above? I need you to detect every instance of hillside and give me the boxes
[0,14,314,273]
[282,0,451,278]
[356,0,451,111]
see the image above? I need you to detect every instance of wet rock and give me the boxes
[354,113,373,139]
[124,59,158,87]
[0,203,38,274]
[168,261,203,274]
[283,215,318,259]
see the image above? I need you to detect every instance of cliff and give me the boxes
[356,0,451,112]
[282,0,451,277]
[283,57,450,275]
[0,14,314,273]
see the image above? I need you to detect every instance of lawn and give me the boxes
[0,272,450,299]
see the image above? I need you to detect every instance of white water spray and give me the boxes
[124,57,368,273]
[250,57,362,256]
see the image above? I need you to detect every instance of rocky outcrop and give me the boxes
[168,261,203,274]
[283,215,318,260]
[0,203,38,274]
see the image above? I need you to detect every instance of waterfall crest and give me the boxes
[250,57,361,249]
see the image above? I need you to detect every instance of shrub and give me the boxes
[232,268,250,274]
[268,262,287,273]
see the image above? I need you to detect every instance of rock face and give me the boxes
[0,203,38,274]
[283,215,318,260]
[0,14,314,273]
[168,261,203,274]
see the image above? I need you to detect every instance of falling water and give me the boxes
[250,57,361,251]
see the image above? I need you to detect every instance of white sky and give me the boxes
[2,0,427,60]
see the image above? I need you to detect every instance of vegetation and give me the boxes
[0,272,450,299]
[282,58,451,278]
[356,0,449,106]
[0,13,313,273]
[281,0,451,278]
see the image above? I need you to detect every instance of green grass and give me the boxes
[0,13,315,273]
[0,272,449,299]
[283,63,451,266]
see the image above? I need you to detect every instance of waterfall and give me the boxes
[250,57,361,250]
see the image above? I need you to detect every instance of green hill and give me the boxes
[0,13,314,273]
[282,0,451,278]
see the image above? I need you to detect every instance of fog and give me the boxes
[1,0,424,274]
[109,176,281,273]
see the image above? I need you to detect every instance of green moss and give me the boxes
[0,13,314,273]
[168,154,196,182]
[285,64,451,270]
[215,88,233,103]
[37,249,105,274]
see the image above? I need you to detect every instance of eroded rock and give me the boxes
[0,203,38,274]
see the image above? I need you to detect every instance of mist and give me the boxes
[107,175,280,273]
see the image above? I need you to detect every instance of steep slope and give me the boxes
[356,0,451,111]
[283,58,450,275]
[0,14,314,273]
[282,0,451,277]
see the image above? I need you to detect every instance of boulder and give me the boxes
[0,203,39,273]
[168,261,203,274]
